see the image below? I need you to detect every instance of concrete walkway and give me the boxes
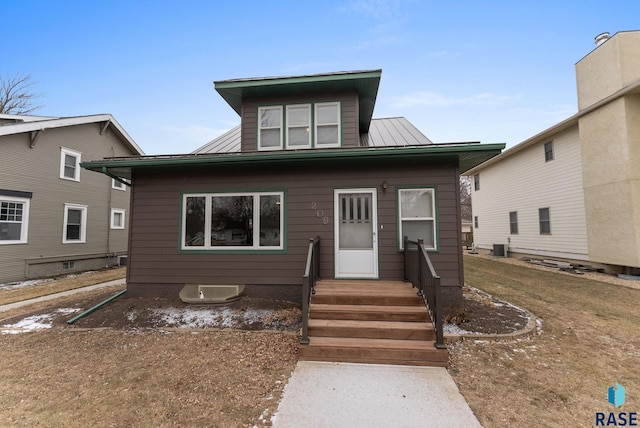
[0,278,126,313]
[272,361,481,428]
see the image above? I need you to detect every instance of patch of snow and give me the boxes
[0,308,80,334]
[444,323,482,335]
[150,307,273,329]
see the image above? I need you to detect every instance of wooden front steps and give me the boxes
[299,280,448,367]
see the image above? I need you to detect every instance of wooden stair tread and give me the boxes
[308,319,432,330]
[303,336,436,350]
[311,303,426,313]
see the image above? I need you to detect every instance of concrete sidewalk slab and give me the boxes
[272,361,481,428]
[0,278,126,313]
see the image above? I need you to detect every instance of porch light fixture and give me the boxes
[381,181,388,193]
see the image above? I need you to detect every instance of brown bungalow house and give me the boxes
[82,70,503,364]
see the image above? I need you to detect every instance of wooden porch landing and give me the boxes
[299,280,448,367]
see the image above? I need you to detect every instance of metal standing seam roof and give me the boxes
[191,117,433,154]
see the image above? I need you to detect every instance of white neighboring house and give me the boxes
[465,30,640,274]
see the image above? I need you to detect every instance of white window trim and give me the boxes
[112,178,128,190]
[285,104,312,149]
[257,106,283,151]
[63,203,87,244]
[110,208,126,229]
[398,188,437,250]
[314,102,341,148]
[181,192,284,251]
[0,196,30,245]
[60,147,82,182]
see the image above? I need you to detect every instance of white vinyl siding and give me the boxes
[470,126,589,260]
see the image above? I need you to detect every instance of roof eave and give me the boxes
[82,143,505,180]
[214,70,382,132]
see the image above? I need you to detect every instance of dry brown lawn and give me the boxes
[2,260,639,427]
[450,255,640,427]
[0,267,126,306]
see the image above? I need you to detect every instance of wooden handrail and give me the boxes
[301,237,320,345]
[403,236,446,349]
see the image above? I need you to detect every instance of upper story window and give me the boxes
[258,106,283,151]
[258,102,341,151]
[112,178,130,190]
[0,196,30,244]
[286,104,311,148]
[473,174,480,191]
[315,102,340,148]
[544,141,554,162]
[60,147,81,181]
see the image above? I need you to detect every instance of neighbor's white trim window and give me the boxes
[398,188,436,250]
[314,102,341,148]
[111,178,129,190]
[110,208,126,229]
[0,196,30,245]
[286,104,311,149]
[63,203,87,243]
[60,147,82,181]
[182,192,284,250]
[258,106,283,151]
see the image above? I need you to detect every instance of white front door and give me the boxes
[334,189,378,278]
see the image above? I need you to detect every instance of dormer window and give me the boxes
[258,106,283,151]
[286,104,311,148]
[315,102,340,148]
[257,102,341,151]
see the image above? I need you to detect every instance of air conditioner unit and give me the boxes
[493,244,507,257]
[117,255,128,266]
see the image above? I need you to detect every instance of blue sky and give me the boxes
[4,1,638,155]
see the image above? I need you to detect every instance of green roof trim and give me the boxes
[214,70,382,132]
[81,143,505,180]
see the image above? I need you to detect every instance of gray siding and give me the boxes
[0,123,135,282]
[126,161,462,298]
[240,91,359,152]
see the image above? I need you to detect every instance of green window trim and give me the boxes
[180,190,286,252]
[396,186,439,251]
[257,101,342,151]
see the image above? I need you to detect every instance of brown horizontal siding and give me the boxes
[127,161,462,294]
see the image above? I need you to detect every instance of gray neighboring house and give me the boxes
[0,113,144,283]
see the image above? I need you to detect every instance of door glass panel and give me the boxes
[339,193,373,249]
